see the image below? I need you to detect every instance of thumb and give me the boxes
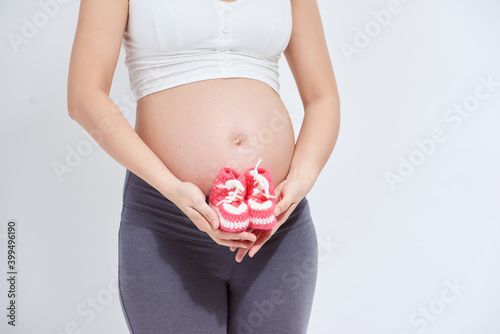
[273,180,287,216]
[204,203,220,229]
[274,179,286,200]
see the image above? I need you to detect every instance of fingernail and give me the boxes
[212,220,218,227]
[275,208,281,216]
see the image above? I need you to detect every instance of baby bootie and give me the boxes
[209,167,249,232]
[244,159,277,230]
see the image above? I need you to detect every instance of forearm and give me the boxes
[286,95,340,190]
[67,90,182,200]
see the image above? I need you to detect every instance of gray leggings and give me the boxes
[118,170,318,334]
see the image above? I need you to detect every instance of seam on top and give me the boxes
[120,220,218,246]
[122,201,186,222]
[273,215,313,237]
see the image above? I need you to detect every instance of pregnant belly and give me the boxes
[134,78,296,196]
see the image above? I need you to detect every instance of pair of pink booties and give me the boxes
[208,159,277,232]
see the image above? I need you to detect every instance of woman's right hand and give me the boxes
[169,181,257,249]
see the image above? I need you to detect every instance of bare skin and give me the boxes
[67,0,340,262]
[135,77,295,196]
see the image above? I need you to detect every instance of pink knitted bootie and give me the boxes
[244,159,277,230]
[209,167,250,232]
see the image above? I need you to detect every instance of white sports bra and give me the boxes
[122,0,293,102]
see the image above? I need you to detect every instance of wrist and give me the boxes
[158,174,184,202]
[285,164,318,192]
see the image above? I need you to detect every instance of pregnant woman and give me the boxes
[67,0,340,332]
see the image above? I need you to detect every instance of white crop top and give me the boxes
[122,0,293,101]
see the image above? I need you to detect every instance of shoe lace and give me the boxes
[216,179,246,206]
[250,158,276,200]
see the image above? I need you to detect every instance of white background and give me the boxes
[1,0,499,333]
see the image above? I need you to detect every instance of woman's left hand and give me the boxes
[230,176,313,262]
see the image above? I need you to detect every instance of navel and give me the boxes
[231,133,247,147]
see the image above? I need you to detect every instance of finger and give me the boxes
[253,229,264,241]
[236,229,263,262]
[185,207,254,247]
[275,195,295,217]
[231,228,256,252]
[214,230,257,242]
[212,236,253,249]
[185,207,214,233]
[274,181,285,201]
[235,247,249,262]
[273,184,291,217]
[248,229,273,258]
[197,202,219,229]
[275,201,300,228]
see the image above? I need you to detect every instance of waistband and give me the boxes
[120,169,312,243]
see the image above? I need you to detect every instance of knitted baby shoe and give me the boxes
[244,159,277,230]
[209,167,249,232]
